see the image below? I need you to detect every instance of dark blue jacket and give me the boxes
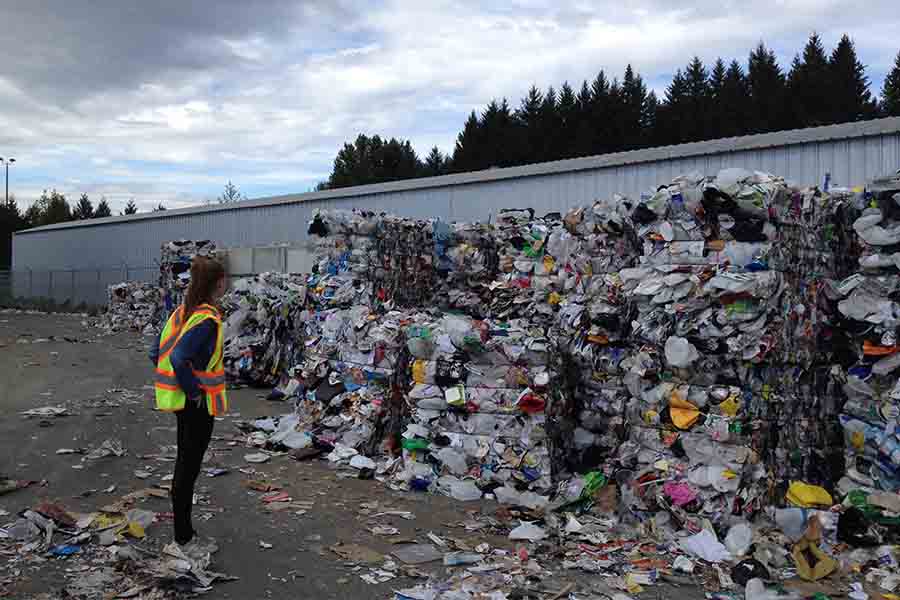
[150,319,216,400]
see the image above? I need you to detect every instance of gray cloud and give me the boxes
[0,1,351,100]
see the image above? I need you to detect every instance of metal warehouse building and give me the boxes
[11,116,900,305]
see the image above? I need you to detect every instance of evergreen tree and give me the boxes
[787,33,831,127]
[557,82,579,159]
[660,68,688,144]
[373,138,420,182]
[29,190,72,225]
[829,34,876,122]
[707,58,727,137]
[123,199,138,215]
[683,57,710,141]
[643,91,660,146]
[882,51,900,117]
[480,98,520,168]
[516,85,544,164]
[748,42,788,133]
[588,71,612,154]
[424,146,446,176]
[0,194,22,268]
[605,78,625,151]
[620,65,649,149]
[24,203,42,229]
[719,60,752,137]
[452,112,483,173]
[94,198,112,218]
[72,193,94,220]
[539,86,560,161]
[573,80,594,156]
[218,180,246,203]
[324,134,422,187]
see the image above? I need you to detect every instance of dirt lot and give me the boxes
[0,312,722,600]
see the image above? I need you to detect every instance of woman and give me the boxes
[150,256,228,546]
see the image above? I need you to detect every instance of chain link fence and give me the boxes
[0,267,157,310]
[0,246,317,311]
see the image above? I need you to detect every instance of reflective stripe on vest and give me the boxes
[155,304,228,416]
[157,307,184,359]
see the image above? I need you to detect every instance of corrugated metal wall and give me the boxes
[13,128,900,272]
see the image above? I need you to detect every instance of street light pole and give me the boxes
[0,157,15,206]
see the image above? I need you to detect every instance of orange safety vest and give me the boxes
[154,304,228,416]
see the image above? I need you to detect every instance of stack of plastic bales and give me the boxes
[100,282,162,334]
[604,170,806,528]
[435,220,498,317]
[833,183,900,494]
[307,210,555,500]
[158,240,218,318]
[307,210,379,309]
[761,183,861,497]
[547,196,642,476]
[220,272,308,386]
[397,311,553,504]
[487,208,562,325]
[308,208,501,313]
[293,306,405,462]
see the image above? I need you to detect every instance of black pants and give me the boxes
[172,400,214,544]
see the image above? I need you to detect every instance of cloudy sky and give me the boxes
[1,1,898,213]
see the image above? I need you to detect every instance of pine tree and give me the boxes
[480,99,519,168]
[709,59,726,95]
[605,78,625,151]
[539,86,560,161]
[0,194,22,268]
[683,57,710,141]
[660,68,688,144]
[452,112,483,173]
[621,65,649,149]
[589,71,612,154]
[707,58,727,136]
[829,34,876,123]
[373,138,420,182]
[882,51,900,117]
[643,91,660,146]
[24,203,42,229]
[218,180,246,203]
[573,80,594,157]
[94,198,112,218]
[496,98,521,166]
[516,85,544,164]
[72,193,94,220]
[424,146,446,176]
[29,190,72,225]
[719,60,751,137]
[557,83,578,159]
[122,199,138,215]
[787,33,831,127]
[748,42,788,133]
[323,133,422,186]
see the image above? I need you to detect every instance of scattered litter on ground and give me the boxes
[21,406,68,418]
[85,438,127,460]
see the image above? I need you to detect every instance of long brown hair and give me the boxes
[182,256,226,319]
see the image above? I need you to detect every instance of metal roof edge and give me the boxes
[16,116,900,236]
